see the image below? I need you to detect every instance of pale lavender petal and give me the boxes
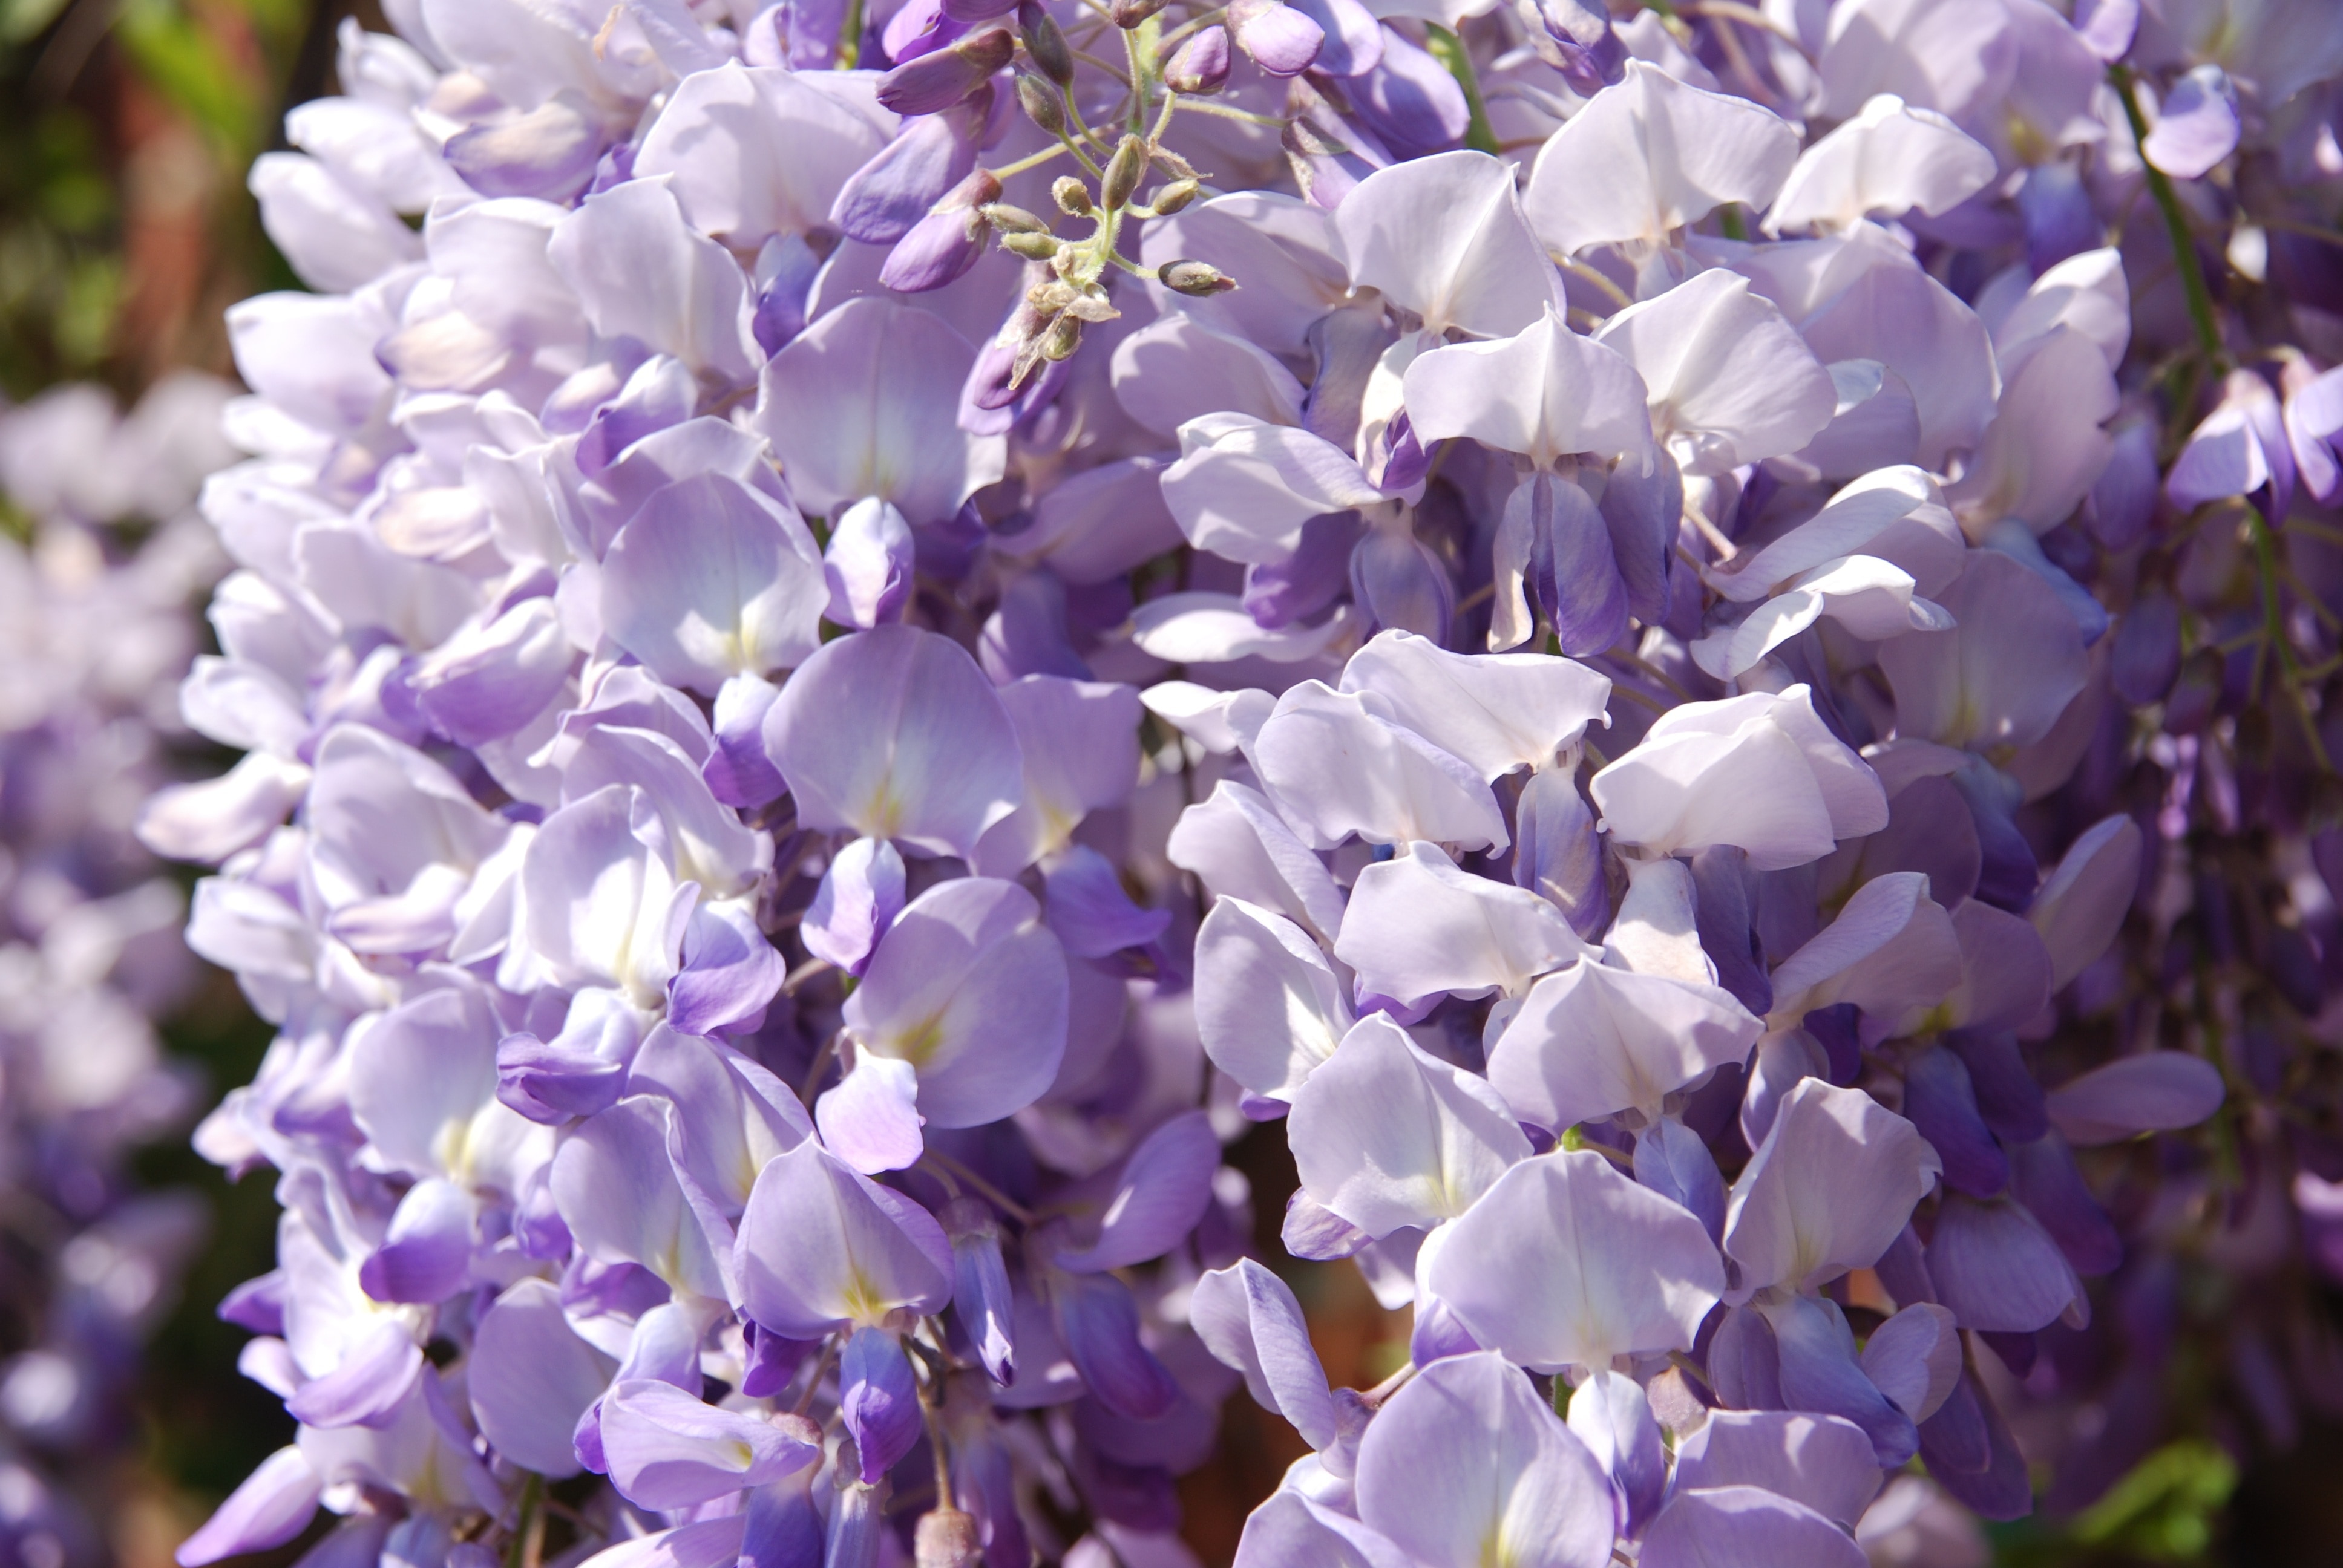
[469,1278,614,1478]
[824,498,916,630]
[603,473,827,697]
[844,876,1068,1127]
[1724,1079,1941,1296]
[1927,1193,2087,1333]
[1669,1410,1880,1527]
[1427,1149,1723,1372]
[1227,0,1323,76]
[284,1319,424,1429]
[802,836,908,977]
[1639,1486,1867,1568]
[600,1379,821,1509]
[764,624,1026,859]
[1354,1352,1614,1568]
[176,1447,320,1567]
[2142,65,2240,180]
[1565,1368,1665,1535]
[1056,1111,1219,1272]
[1189,1260,1337,1449]
[814,1052,926,1175]
[735,1139,952,1338]
[2043,1053,2224,1145]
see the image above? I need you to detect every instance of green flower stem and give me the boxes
[2112,62,2225,371]
[1425,24,1499,157]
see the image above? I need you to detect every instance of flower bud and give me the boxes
[879,169,1003,293]
[1000,230,1063,260]
[981,201,1049,233]
[1156,258,1236,296]
[876,27,1015,115]
[1015,72,1067,136]
[1017,0,1075,85]
[1112,0,1168,26]
[914,1509,984,1568]
[1101,135,1146,211]
[1162,24,1231,94]
[1147,178,1199,214]
[1052,176,1093,215]
[1226,0,1322,77]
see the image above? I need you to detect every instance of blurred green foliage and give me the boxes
[0,0,306,399]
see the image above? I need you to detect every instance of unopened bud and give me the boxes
[981,202,1049,233]
[1112,0,1168,26]
[1018,0,1075,85]
[1014,73,1066,136]
[946,168,1004,212]
[1000,230,1063,259]
[1051,176,1094,216]
[1157,258,1236,296]
[1101,135,1147,210]
[1040,312,1084,361]
[1148,178,1200,215]
[1162,24,1231,94]
[914,1509,983,1568]
[876,26,1015,114]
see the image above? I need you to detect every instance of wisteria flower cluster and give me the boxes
[148,0,2343,1564]
[0,374,238,1568]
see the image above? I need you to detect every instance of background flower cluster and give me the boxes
[8,0,2343,1564]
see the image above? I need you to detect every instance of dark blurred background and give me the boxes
[3,4,2341,1564]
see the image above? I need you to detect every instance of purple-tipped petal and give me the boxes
[669,900,788,1039]
[839,1328,923,1483]
[940,1197,1018,1385]
[802,837,909,977]
[704,674,788,810]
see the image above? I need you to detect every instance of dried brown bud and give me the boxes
[1157,258,1236,296]
[1101,135,1147,211]
[1112,0,1169,27]
[1015,73,1066,136]
[1051,176,1094,216]
[914,1510,984,1568]
[1147,178,1200,215]
[1041,312,1084,361]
